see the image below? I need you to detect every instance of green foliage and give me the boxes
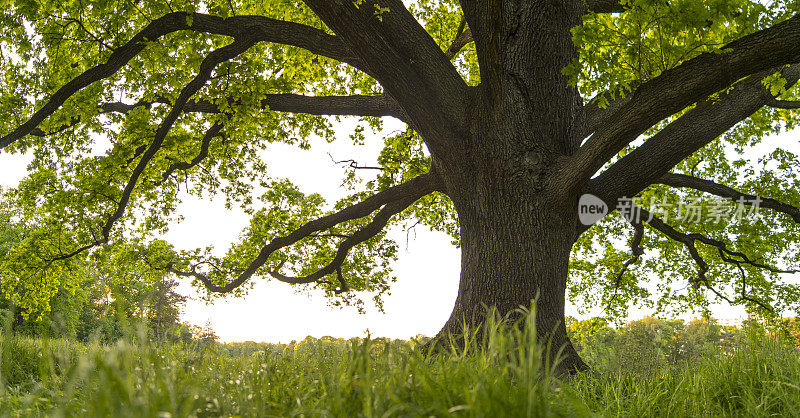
[568,0,800,96]
[0,284,89,339]
[0,0,389,311]
[0,261,192,344]
[567,314,800,376]
[0,185,192,343]
[568,0,800,321]
[570,159,800,320]
[1,0,799,324]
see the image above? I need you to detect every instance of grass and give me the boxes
[1,314,799,417]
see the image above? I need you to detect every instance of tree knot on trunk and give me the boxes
[505,149,548,192]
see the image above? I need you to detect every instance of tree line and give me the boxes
[0,198,207,344]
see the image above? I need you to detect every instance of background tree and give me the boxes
[0,201,191,341]
[146,278,188,341]
[2,0,800,373]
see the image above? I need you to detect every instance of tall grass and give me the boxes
[1,311,799,417]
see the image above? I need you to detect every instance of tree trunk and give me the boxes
[430,1,588,374]
[436,161,588,374]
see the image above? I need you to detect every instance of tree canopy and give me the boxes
[1,0,799,341]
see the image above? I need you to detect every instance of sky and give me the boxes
[4,117,796,343]
[1,118,468,343]
[160,119,465,342]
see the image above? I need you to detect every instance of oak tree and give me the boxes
[2,0,800,372]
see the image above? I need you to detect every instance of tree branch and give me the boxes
[31,93,407,139]
[302,0,469,159]
[329,153,384,171]
[1,11,365,149]
[151,122,224,187]
[580,65,800,234]
[28,99,156,137]
[445,17,473,60]
[765,96,800,109]
[183,93,408,120]
[582,88,635,139]
[269,192,418,285]
[568,14,800,186]
[657,173,800,223]
[608,218,645,306]
[167,172,443,293]
[39,38,256,265]
[640,207,796,312]
[108,37,257,237]
[457,0,500,93]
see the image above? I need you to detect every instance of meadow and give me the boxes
[2,312,800,417]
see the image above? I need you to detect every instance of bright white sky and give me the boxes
[161,118,466,342]
[1,118,468,343]
[6,117,796,343]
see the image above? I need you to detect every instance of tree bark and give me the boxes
[436,158,588,374]
[430,1,588,375]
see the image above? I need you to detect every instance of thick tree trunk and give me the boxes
[430,0,588,374]
[436,162,588,374]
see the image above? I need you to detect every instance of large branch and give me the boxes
[445,17,473,60]
[28,99,161,137]
[0,11,365,149]
[457,0,500,92]
[269,192,418,285]
[568,14,800,186]
[657,173,800,223]
[39,38,255,265]
[182,93,407,120]
[302,0,468,158]
[262,94,404,119]
[581,64,800,231]
[167,172,443,293]
[30,93,407,138]
[765,96,800,109]
[581,88,635,139]
[109,38,257,238]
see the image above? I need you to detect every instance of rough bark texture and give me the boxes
[439,178,587,373]
[432,0,589,374]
